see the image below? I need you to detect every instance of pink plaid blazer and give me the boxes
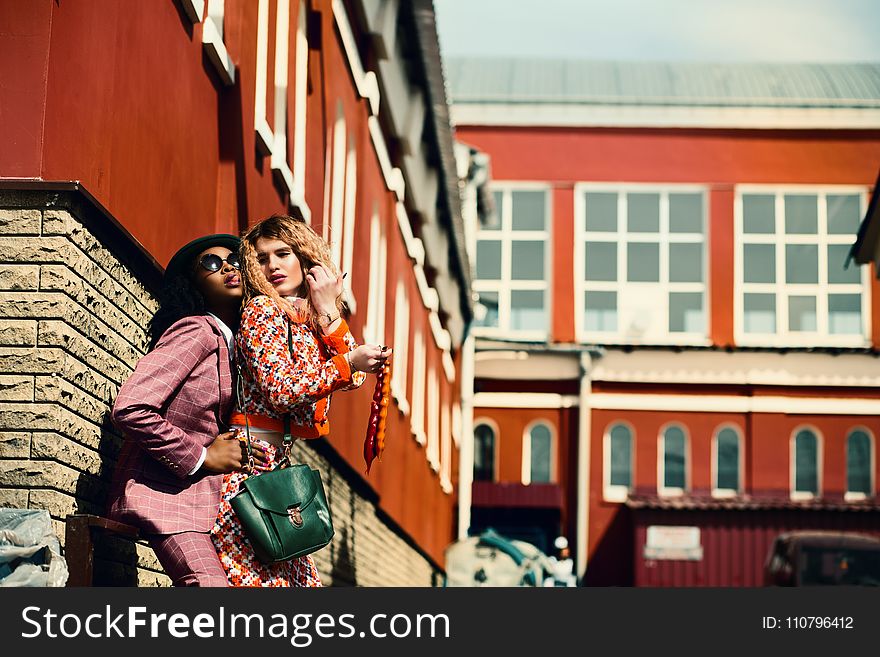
[107,315,234,534]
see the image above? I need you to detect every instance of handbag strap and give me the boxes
[236,316,295,472]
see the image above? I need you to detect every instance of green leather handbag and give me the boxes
[229,322,335,564]
[229,455,334,564]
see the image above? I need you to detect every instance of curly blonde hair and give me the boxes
[239,214,342,334]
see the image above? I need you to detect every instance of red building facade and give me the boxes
[0,0,469,584]
[449,58,880,585]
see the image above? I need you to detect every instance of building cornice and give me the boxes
[451,103,880,130]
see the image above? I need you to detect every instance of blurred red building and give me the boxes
[448,58,880,585]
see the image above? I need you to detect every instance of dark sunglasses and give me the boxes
[199,252,241,273]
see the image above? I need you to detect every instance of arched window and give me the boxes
[660,425,688,494]
[846,429,873,498]
[793,429,820,497]
[714,427,741,494]
[605,423,633,502]
[525,422,553,484]
[473,423,496,482]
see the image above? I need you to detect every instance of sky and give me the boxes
[433,0,880,63]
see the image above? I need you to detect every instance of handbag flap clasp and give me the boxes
[241,464,319,514]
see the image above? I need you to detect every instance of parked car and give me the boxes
[764,531,880,586]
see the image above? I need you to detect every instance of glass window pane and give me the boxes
[473,424,495,482]
[827,244,861,284]
[530,424,552,483]
[743,244,776,283]
[669,293,704,333]
[585,291,617,332]
[474,290,499,328]
[486,191,502,230]
[829,294,861,335]
[663,427,686,489]
[512,190,546,231]
[788,296,817,332]
[511,290,545,331]
[585,242,617,281]
[785,244,818,284]
[794,430,818,494]
[784,194,818,234]
[743,194,775,234]
[827,195,861,235]
[609,425,632,487]
[511,241,545,280]
[847,431,871,495]
[670,193,703,233]
[476,240,502,280]
[627,242,659,282]
[669,243,703,282]
[586,192,617,232]
[716,428,740,491]
[627,193,660,233]
[744,293,776,333]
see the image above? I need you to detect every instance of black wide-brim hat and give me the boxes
[164,233,240,282]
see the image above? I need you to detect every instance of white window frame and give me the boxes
[410,329,426,445]
[658,423,690,497]
[521,420,556,485]
[574,183,710,346]
[845,427,875,501]
[427,366,440,472]
[253,0,296,193]
[327,102,347,262]
[790,425,823,501]
[440,399,452,493]
[291,0,310,217]
[711,424,743,497]
[473,418,500,483]
[203,0,235,85]
[390,280,410,415]
[603,421,635,502]
[363,209,387,345]
[735,185,870,348]
[341,140,358,311]
[472,182,551,341]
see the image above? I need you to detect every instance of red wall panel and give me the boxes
[709,186,735,346]
[632,509,880,587]
[551,186,575,342]
[455,126,880,186]
[0,0,52,176]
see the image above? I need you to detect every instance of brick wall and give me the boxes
[0,186,440,587]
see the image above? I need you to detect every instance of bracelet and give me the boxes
[344,351,355,372]
[318,310,340,327]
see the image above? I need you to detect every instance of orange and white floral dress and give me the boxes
[210,295,365,587]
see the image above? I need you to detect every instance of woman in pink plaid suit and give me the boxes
[108,234,267,586]
[210,214,390,586]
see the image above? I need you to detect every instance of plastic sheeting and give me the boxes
[0,508,68,587]
[444,529,552,587]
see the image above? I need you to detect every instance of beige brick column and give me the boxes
[0,194,168,585]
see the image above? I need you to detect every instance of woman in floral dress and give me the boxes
[211,214,390,586]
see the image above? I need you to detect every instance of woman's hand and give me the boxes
[305,264,343,316]
[203,431,268,473]
[348,344,392,374]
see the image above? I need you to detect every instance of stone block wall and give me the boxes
[0,187,440,586]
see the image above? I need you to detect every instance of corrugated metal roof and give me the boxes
[445,58,880,108]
